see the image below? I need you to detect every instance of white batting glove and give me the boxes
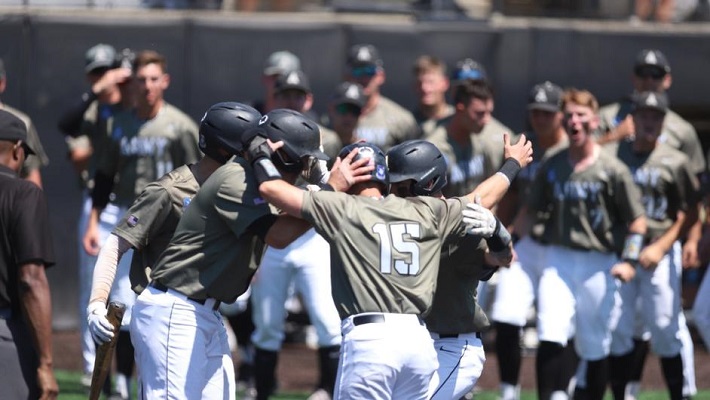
[87,301,114,344]
[462,202,498,238]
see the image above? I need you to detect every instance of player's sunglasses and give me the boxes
[335,103,362,117]
[634,67,666,80]
[351,65,378,78]
[453,69,484,81]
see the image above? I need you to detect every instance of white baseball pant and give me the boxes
[427,332,486,400]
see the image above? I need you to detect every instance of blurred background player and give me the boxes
[56,43,133,390]
[0,58,49,188]
[253,50,301,114]
[386,139,514,399]
[490,81,571,400]
[411,55,453,137]
[323,81,366,161]
[344,43,420,150]
[606,91,700,400]
[525,88,646,400]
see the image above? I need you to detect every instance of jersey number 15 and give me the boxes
[372,222,421,276]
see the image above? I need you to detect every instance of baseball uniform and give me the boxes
[300,190,470,399]
[354,95,421,151]
[414,104,454,138]
[130,158,270,399]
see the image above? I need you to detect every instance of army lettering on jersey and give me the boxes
[528,149,645,253]
[112,164,200,293]
[424,235,490,334]
[301,191,469,318]
[97,104,200,207]
[355,96,420,151]
[150,158,270,303]
[426,125,499,198]
[611,141,699,241]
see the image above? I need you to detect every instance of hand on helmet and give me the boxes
[463,199,498,238]
[87,301,114,344]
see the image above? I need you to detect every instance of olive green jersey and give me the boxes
[97,103,200,207]
[319,123,342,164]
[425,124,500,198]
[612,142,700,241]
[301,192,469,318]
[598,100,705,175]
[413,104,455,138]
[355,96,421,151]
[150,158,271,302]
[479,117,517,171]
[1,104,49,179]
[424,235,490,334]
[113,164,200,294]
[528,148,645,253]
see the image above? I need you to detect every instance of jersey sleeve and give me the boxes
[301,191,347,239]
[437,196,470,239]
[216,176,272,237]
[675,158,702,211]
[113,182,173,249]
[12,184,55,267]
[179,119,201,165]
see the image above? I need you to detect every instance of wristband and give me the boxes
[486,219,512,252]
[252,158,282,185]
[496,157,522,185]
[621,233,644,264]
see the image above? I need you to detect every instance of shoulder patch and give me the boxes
[127,215,139,227]
[183,197,192,208]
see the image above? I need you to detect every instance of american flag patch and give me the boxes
[127,215,139,227]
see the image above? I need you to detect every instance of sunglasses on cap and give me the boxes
[335,103,362,117]
[454,70,484,81]
[635,66,666,80]
[351,65,378,78]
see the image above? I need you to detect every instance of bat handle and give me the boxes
[88,301,126,400]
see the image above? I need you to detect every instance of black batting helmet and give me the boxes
[386,140,448,196]
[258,109,329,172]
[338,142,389,189]
[199,102,262,162]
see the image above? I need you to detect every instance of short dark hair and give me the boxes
[453,79,493,106]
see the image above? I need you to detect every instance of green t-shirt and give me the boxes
[113,164,200,294]
[150,158,271,302]
[301,191,469,318]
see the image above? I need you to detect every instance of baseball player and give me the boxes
[85,102,260,399]
[129,109,332,399]
[344,43,421,151]
[323,81,367,162]
[411,55,454,137]
[386,139,514,400]
[82,49,201,398]
[489,81,572,400]
[526,88,646,400]
[692,200,710,351]
[606,91,700,400]
[242,128,532,399]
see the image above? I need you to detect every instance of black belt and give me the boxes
[439,332,482,339]
[352,314,386,326]
[151,281,221,311]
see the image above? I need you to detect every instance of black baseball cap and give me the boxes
[347,44,383,68]
[634,49,671,75]
[85,43,117,73]
[527,81,563,112]
[274,70,311,94]
[451,58,487,82]
[331,82,366,108]
[633,91,669,114]
[0,109,34,154]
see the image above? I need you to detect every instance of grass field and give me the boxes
[55,370,709,400]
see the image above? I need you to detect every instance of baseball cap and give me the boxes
[331,82,366,109]
[451,58,487,82]
[85,43,117,73]
[347,44,383,68]
[634,49,671,75]
[263,51,301,76]
[633,91,669,114]
[527,81,563,112]
[0,109,34,154]
[274,70,311,94]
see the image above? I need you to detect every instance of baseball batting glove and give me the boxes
[87,301,114,344]
[242,127,283,184]
[462,202,498,238]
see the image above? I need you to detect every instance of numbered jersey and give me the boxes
[97,103,200,207]
[301,192,469,318]
[113,164,200,294]
[150,158,271,303]
[354,96,421,151]
[528,148,645,253]
[611,142,700,241]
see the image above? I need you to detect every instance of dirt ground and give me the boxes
[53,329,710,394]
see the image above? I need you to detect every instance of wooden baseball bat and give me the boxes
[89,301,126,400]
